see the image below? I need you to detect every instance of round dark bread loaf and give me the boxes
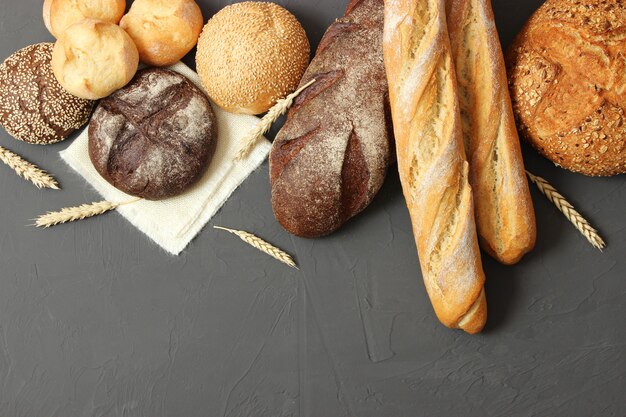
[269,0,392,238]
[0,43,94,145]
[89,68,217,200]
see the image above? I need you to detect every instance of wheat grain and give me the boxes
[526,171,606,250]
[235,79,317,161]
[0,145,59,189]
[35,198,140,228]
[214,226,299,269]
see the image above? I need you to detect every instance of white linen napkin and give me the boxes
[60,62,271,255]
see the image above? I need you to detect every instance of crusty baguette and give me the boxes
[383,0,487,333]
[446,0,536,265]
[270,0,392,238]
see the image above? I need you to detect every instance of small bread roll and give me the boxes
[44,0,126,39]
[43,0,53,33]
[52,20,139,100]
[120,0,203,67]
[196,2,310,114]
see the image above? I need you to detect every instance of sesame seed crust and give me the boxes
[506,0,626,176]
[0,43,94,145]
[195,1,310,115]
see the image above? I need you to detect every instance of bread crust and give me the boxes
[47,0,126,39]
[51,19,139,100]
[383,0,487,333]
[0,43,94,145]
[269,0,392,238]
[43,0,53,33]
[506,0,626,177]
[120,0,204,67]
[88,69,217,200]
[446,0,536,265]
[196,2,310,115]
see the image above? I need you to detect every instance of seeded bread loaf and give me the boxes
[506,0,626,176]
[0,43,94,145]
[269,0,392,238]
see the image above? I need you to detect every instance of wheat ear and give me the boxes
[0,145,59,189]
[526,171,605,250]
[235,79,317,161]
[35,198,141,228]
[214,226,299,269]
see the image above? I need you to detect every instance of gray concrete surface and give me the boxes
[0,1,625,416]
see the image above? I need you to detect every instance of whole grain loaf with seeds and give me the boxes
[506,0,626,176]
[269,0,393,238]
[0,43,94,145]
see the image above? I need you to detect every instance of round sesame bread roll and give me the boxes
[196,2,310,115]
[120,0,203,67]
[52,19,139,100]
[44,0,126,39]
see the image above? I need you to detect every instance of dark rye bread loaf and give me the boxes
[89,68,217,200]
[270,0,392,238]
[0,43,94,145]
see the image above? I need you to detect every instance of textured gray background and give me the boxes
[0,1,625,416]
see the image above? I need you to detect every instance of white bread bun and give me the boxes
[120,0,203,67]
[43,0,126,39]
[196,1,310,115]
[52,19,139,100]
[45,0,126,39]
[43,0,53,33]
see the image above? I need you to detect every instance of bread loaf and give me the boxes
[446,0,536,265]
[269,0,392,238]
[383,0,487,333]
[89,69,217,200]
[506,0,626,176]
[0,43,94,145]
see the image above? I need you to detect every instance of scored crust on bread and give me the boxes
[383,0,487,333]
[506,0,626,176]
[88,69,217,200]
[269,0,392,238]
[446,0,536,265]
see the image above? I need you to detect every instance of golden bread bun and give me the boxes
[45,0,126,39]
[43,0,53,33]
[120,0,203,67]
[507,0,626,176]
[196,1,310,114]
[52,19,139,100]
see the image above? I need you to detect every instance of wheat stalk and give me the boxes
[235,79,317,161]
[526,171,606,250]
[35,198,141,228]
[0,145,59,189]
[214,226,299,269]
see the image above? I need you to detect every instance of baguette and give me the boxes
[383,0,487,333]
[446,0,536,265]
[270,0,392,238]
